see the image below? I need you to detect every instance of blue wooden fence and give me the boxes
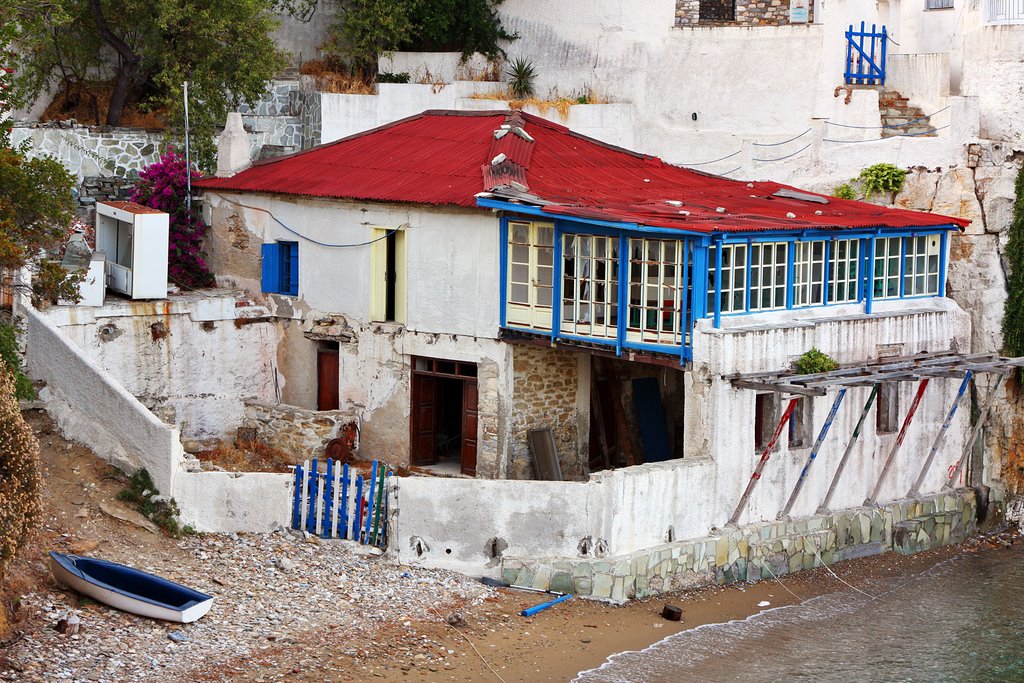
[291,458,392,548]
[845,22,887,86]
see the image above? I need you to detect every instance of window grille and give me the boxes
[700,0,735,21]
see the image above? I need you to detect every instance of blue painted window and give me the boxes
[707,243,747,314]
[903,235,941,296]
[793,241,826,307]
[872,237,902,299]
[561,234,619,339]
[828,239,860,303]
[749,242,789,311]
[627,238,692,347]
[261,241,299,296]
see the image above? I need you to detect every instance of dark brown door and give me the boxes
[317,348,339,411]
[410,374,437,466]
[461,380,478,476]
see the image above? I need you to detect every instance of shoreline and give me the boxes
[270,536,1003,683]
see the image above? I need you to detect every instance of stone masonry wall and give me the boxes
[509,345,585,481]
[675,0,814,27]
[501,488,988,602]
[243,401,357,460]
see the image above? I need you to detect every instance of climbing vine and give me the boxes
[1001,162,1024,358]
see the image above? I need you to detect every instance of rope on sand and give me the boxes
[808,537,877,600]
[758,559,805,602]
[429,606,508,683]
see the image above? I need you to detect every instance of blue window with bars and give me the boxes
[261,241,299,296]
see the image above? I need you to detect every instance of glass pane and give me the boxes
[537,227,554,246]
[581,237,592,257]
[536,287,552,306]
[512,245,529,263]
[596,239,606,258]
[564,235,576,253]
[511,223,529,243]
[511,264,529,282]
[928,274,939,293]
[537,265,552,286]
[511,284,528,302]
[538,248,553,266]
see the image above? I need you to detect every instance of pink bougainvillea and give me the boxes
[130,149,215,289]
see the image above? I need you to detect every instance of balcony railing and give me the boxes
[987,0,1024,24]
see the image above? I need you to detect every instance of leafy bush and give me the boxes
[0,367,42,582]
[0,320,34,401]
[832,183,856,200]
[506,57,536,99]
[377,71,411,84]
[130,149,215,289]
[793,347,839,375]
[117,469,194,537]
[859,163,907,198]
[1002,163,1024,359]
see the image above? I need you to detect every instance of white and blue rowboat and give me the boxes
[49,552,214,623]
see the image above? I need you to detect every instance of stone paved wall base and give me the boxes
[501,488,990,603]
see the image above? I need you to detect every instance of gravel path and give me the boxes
[1,530,494,682]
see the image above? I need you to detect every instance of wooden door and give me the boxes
[410,374,437,466]
[461,380,478,477]
[317,348,339,411]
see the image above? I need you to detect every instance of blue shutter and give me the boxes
[261,243,281,293]
[288,242,299,296]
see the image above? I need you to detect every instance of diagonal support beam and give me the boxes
[779,389,847,519]
[818,385,878,514]
[907,371,973,497]
[945,372,1008,489]
[866,378,929,507]
[729,397,799,526]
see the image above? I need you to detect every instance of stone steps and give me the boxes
[878,89,938,138]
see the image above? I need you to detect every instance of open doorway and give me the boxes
[410,357,478,476]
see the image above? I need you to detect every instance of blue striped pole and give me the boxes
[946,372,1007,489]
[818,385,878,514]
[322,458,335,538]
[306,458,319,535]
[909,371,972,496]
[291,462,303,530]
[780,389,847,519]
[363,461,379,544]
[340,463,350,540]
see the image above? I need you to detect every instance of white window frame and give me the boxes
[628,238,689,345]
[506,220,555,330]
[873,237,902,300]
[903,234,941,296]
[708,243,748,314]
[749,242,788,311]
[793,241,825,308]
[829,238,860,304]
[561,233,619,339]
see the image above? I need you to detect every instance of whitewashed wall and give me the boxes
[43,294,279,444]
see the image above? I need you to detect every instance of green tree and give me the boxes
[329,0,514,76]
[1002,163,1024,358]
[0,35,78,308]
[6,0,289,170]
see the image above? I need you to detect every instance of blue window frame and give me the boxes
[261,241,299,296]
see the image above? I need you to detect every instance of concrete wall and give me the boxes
[22,306,185,496]
[960,25,1024,144]
[175,470,293,532]
[43,294,280,445]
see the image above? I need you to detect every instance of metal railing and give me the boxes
[987,0,1024,24]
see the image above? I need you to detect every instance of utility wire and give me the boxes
[826,106,950,130]
[681,149,742,167]
[216,196,401,247]
[752,128,811,147]
[823,125,950,143]
[753,142,812,163]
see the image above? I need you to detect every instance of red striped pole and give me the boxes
[866,378,929,506]
[729,397,799,525]
[908,371,972,497]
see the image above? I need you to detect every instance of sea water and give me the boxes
[576,543,1024,683]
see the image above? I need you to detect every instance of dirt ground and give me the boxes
[1,408,1015,683]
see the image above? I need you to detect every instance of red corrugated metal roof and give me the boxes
[195,110,969,233]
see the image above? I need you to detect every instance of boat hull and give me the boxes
[49,553,213,623]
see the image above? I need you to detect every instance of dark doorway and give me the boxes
[317,342,340,411]
[410,357,478,476]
